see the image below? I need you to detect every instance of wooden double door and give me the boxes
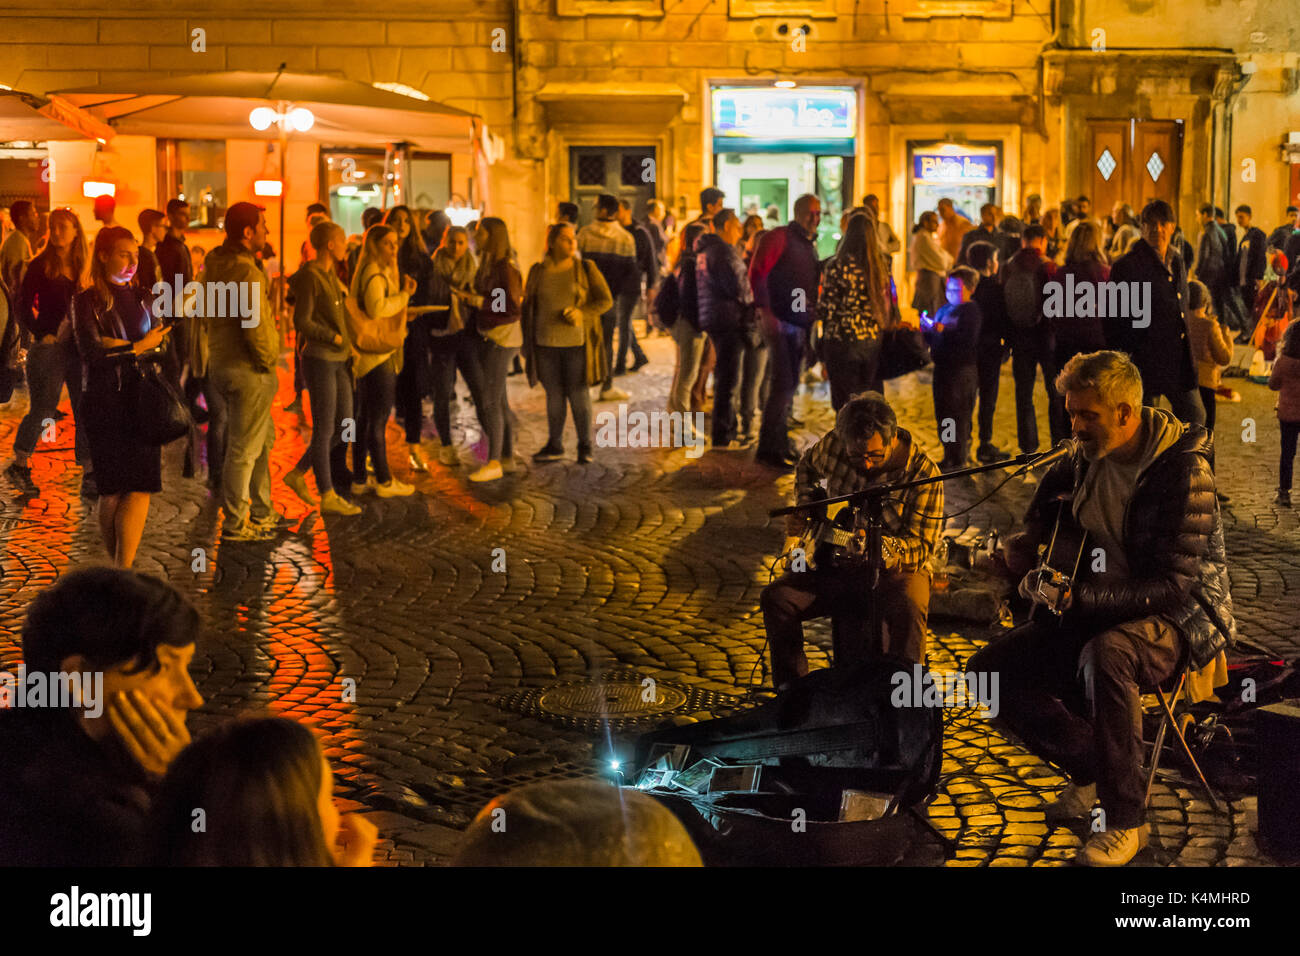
[1087,120,1183,213]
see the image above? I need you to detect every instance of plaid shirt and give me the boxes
[794,427,945,572]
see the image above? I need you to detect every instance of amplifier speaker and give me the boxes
[1255,700,1300,858]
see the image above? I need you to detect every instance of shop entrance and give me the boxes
[714,151,849,257]
[907,142,1001,231]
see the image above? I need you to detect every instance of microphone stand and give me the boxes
[770,451,1052,658]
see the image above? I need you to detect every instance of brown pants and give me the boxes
[760,565,931,688]
[968,614,1182,830]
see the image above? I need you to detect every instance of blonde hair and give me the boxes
[1064,219,1105,266]
[349,224,398,306]
[1055,350,1144,411]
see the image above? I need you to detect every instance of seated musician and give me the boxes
[970,350,1235,867]
[761,391,944,691]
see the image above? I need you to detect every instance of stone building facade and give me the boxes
[1,0,1296,268]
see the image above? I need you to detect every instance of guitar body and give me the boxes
[1028,496,1091,623]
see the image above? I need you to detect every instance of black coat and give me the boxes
[1024,421,1235,669]
[1106,239,1196,395]
[694,233,753,336]
[1237,226,1267,286]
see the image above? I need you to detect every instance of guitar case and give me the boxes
[631,657,944,866]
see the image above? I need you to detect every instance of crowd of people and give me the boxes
[2,185,1299,557]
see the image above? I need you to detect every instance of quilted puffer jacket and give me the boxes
[1023,422,1236,669]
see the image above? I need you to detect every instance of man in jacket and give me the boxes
[958,204,999,266]
[696,208,761,448]
[1193,203,1234,327]
[1001,224,1065,456]
[749,193,822,470]
[1107,201,1205,426]
[578,193,638,402]
[970,350,1234,866]
[968,241,1010,462]
[1233,204,1268,313]
[205,201,282,541]
[615,198,652,374]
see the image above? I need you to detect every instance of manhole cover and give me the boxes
[538,681,689,718]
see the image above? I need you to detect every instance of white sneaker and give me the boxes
[375,477,415,497]
[469,460,503,483]
[438,445,459,466]
[1078,824,1149,867]
[1043,781,1097,822]
[320,490,362,515]
[350,477,376,496]
[598,387,630,402]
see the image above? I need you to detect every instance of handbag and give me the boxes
[128,356,191,446]
[345,283,406,354]
[877,326,931,381]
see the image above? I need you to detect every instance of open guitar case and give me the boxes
[627,657,946,866]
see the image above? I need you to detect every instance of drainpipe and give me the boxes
[1220,65,1253,215]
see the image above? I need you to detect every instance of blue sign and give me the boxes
[713,88,856,140]
[912,150,998,185]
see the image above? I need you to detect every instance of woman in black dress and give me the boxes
[72,226,172,568]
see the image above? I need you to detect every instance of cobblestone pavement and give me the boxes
[0,333,1293,867]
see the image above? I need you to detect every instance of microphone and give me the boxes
[1019,438,1080,473]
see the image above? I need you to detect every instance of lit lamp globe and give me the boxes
[249,107,276,131]
[287,108,315,133]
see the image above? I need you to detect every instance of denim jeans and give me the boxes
[976,342,1004,445]
[758,320,806,459]
[932,361,978,466]
[296,355,353,493]
[200,375,227,483]
[600,309,617,391]
[1280,419,1300,491]
[472,337,516,462]
[353,362,396,485]
[396,313,433,444]
[669,320,707,415]
[428,330,486,446]
[211,365,277,527]
[709,329,767,444]
[823,337,881,412]
[1145,386,1206,428]
[1008,325,1065,454]
[535,345,593,452]
[614,290,647,373]
[14,339,88,466]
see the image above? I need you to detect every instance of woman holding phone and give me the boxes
[71,226,173,567]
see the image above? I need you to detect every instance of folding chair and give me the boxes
[1143,658,1223,813]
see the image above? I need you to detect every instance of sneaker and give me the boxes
[577,448,594,465]
[320,490,362,515]
[284,469,318,506]
[5,462,37,495]
[533,443,565,462]
[469,461,504,482]
[598,387,630,402]
[437,445,459,467]
[630,356,650,373]
[1274,490,1292,508]
[1078,824,1149,867]
[80,472,98,499]
[613,365,628,376]
[375,477,415,498]
[222,521,276,542]
[500,456,519,475]
[350,477,377,496]
[407,447,429,473]
[976,442,1009,464]
[1043,781,1096,823]
[252,511,294,531]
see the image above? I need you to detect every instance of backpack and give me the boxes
[1003,259,1042,330]
[652,266,680,327]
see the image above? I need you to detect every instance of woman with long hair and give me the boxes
[820,212,893,409]
[147,717,377,866]
[456,216,523,483]
[1041,207,1063,262]
[1052,219,1110,372]
[426,225,484,467]
[70,227,172,567]
[909,210,951,322]
[282,220,362,516]
[349,224,416,498]
[6,207,93,497]
[523,221,612,464]
[385,205,436,473]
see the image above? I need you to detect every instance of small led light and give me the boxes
[774,80,797,89]
[287,107,314,132]
[82,181,115,198]
[254,179,283,197]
